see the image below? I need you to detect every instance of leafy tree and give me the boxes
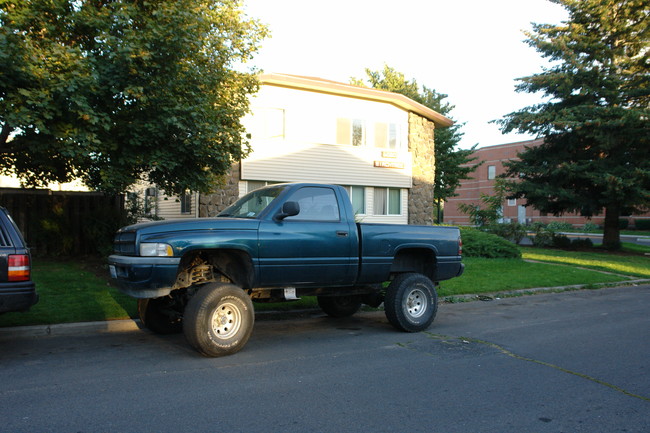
[351,65,477,222]
[0,0,268,194]
[458,178,508,227]
[496,0,649,249]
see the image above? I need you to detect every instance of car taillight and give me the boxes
[458,237,463,256]
[8,254,30,281]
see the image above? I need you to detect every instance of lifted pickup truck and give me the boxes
[109,183,463,357]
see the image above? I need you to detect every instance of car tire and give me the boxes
[138,297,183,334]
[384,273,437,332]
[183,282,255,357]
[317,295,363,318]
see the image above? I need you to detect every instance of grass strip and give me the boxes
[437,257,630,298]
[0,260,137,327]
[521,247,650,278]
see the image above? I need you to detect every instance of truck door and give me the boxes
[258,186,356,286]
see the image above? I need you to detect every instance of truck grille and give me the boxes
[114,231,137,255]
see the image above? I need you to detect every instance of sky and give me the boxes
[241,0,569,149]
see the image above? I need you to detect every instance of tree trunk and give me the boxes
[602,205,621,250]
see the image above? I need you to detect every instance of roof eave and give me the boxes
[258,73,454,129]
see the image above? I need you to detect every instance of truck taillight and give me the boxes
[8,254,30,281]
[458,237,463,256]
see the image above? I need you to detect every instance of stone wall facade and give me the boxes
[198,162,241,217]
[408,113,436,225]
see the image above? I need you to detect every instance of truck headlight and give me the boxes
[140,243,173,257]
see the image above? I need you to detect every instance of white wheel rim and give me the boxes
[210,302,242,339]
[405,288,428,318]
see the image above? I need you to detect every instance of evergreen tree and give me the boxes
[352,65,477,222]
[497,0,649,249]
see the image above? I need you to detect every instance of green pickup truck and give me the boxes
[109,183,464,357]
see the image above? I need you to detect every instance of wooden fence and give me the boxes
[0,188,124,256]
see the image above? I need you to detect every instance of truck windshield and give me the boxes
[217,186,286,219]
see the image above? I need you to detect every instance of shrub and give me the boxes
[582,222,600,232]
[619,219,629,230]
[459,227,521,259]
[635,219,650,230]
[546,221,573,232]
[552,234,572,249]
[571,238,593,249]
[486,222,527,245]
[530,222,554,247]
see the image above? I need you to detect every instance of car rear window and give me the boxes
[0,225,12,247]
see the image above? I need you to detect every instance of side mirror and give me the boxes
[274,201,300,221]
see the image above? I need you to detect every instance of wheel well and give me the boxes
[179,249,255,289]
[390,248,436,281]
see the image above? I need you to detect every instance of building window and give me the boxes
[247,181,267,192]
[247,180,283,193]
[374,187,401,215]
[345,186,366,215]
[488,165,496,180]
[374,123,401,149]
[507,198,517,206]
[180,193,192,214]
[389,123,399,149]
[352,119,365,146]
[336,118,366,146]
[144,187,157,216]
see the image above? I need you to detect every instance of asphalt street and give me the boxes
[1,284,649,433]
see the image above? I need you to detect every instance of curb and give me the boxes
[2,281,649,340]
[441,279,650,303]
[0,308,325,341]
[0,318,141,341]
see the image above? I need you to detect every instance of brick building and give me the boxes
[444,139,650,228]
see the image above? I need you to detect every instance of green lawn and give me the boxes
[521,247,650,278]
[438,256,632,298]
[0,260,137,327]
[1,247,647,328]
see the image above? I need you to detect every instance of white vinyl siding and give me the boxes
[157,193,198,219]
[242,142,412,188]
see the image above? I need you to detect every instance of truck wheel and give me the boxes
[384,273,437,332]
[138,298,183,334]
[317,295,362,318]
[183,282,254,357]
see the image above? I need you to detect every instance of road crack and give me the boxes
[421,332,650,402]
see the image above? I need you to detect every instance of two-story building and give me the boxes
[149,73,452,225]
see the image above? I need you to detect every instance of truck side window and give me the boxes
[285,187,340,222]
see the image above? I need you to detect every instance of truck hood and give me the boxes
[119,217,261,235]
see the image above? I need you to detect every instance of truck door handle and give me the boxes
[336,231,349,238]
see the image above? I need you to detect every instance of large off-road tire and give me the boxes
[138,297,183,334]
[384,273,437,332]
[183,282,254,357]
[317,295,362,318]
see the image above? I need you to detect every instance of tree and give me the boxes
[0,0,268,194]
[458,178,508,227]
[351,65,477,222]
[496,0,649,249]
